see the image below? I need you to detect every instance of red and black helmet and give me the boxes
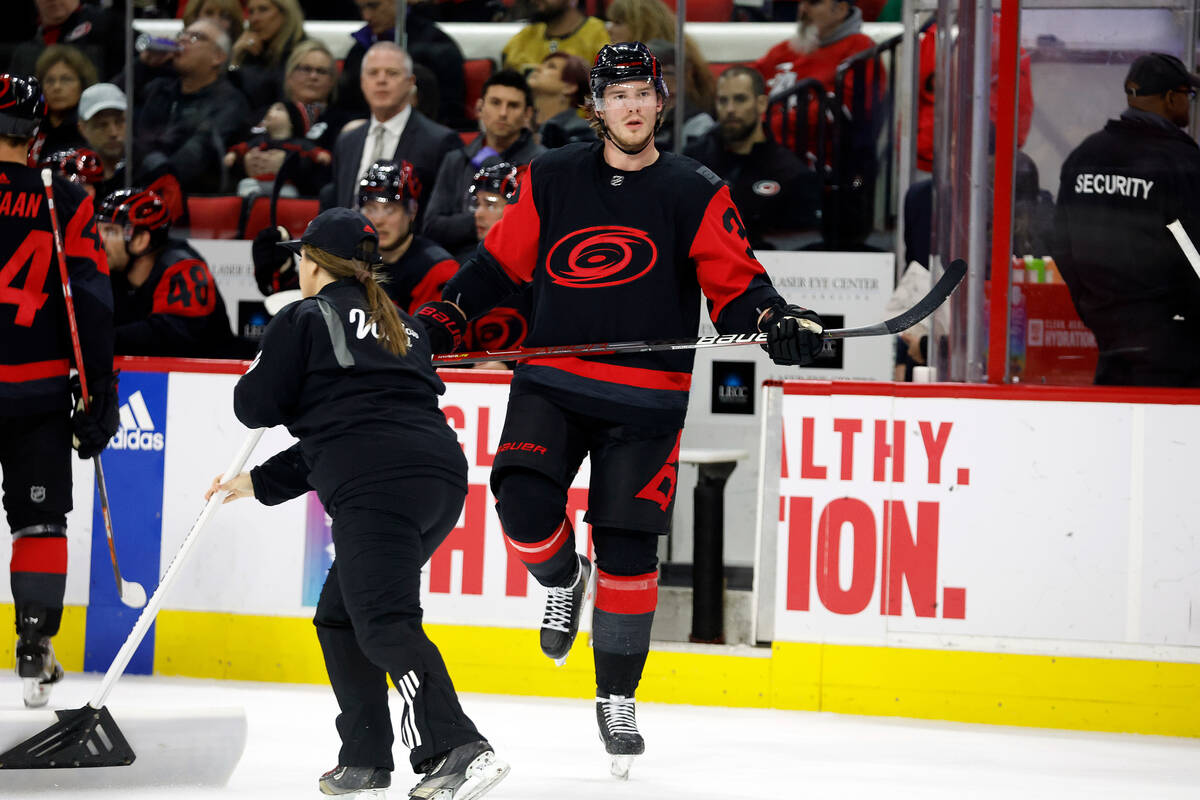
[469,162,520,203]
[42,148,104,185]
[97,187,171,250]
[0,74,46,139]
[590,42,667,102]
[358,159,421,208]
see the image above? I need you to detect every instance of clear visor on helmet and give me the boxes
[468,190,508,213]
[593,79,661,112]
[358,194,405,217]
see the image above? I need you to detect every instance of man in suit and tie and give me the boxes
[325,41,461,224]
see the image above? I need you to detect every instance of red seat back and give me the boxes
[463,58,496,122]
[185,195,243,240]
[242,196,321,240]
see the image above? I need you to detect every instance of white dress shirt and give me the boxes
[355,105,413,193]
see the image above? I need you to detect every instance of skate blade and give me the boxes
[419,752,510,800]
[22,677,52,709]
[609,754,635,780]
[324,790,387,799]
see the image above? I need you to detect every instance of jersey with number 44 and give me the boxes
[0,162,113,415]
[456,141,785,427]
[112,239,234,357]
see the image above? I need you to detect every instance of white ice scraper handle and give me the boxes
[1166,220,1200,281]
[90,428,265,709]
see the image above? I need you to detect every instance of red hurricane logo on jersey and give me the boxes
[545,226,657,288]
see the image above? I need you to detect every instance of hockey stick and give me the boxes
[40,169,147,610]
[0,428,264,771]
[434,258,968,366]
[1166,220,1200,281]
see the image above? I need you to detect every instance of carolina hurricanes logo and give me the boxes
[469,307,528,350]
[546,226,657,288]
[0,77,15,110]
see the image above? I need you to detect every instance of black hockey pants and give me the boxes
[313,473,482,773]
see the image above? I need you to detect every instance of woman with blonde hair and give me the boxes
[605,0,715,115]
[230,0,307,112]
[210,207,510,800]
[182,0,245,38]
[33,44,97,161]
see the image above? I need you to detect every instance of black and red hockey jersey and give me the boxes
[0,163,113,415]
[383,234,459,314]
[112,239,234,358]
[442,141,783,426]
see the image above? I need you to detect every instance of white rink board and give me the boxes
[770,387,1200,659]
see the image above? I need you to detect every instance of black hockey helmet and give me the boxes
[358,159,421,208]
[42,148,104,186]
[97,187,171,251]
[468,162,520,203]
[0,74,46,139]
[589,42,667,102]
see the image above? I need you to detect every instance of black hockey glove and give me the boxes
[415,301,468,355]
[71,372,120,459]
[758,303,825,366]
[252,226,297,296]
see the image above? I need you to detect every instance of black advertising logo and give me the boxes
[712,361,755,415]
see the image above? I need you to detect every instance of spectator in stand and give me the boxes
[282,40,355,151]
[606,0,714,116]
[30,44,94,164]
[182,0,246,38]
[528,52,595,148]
[97,186,237,358]
[335,0,467,127]
[916,15,1033,173]
[645,39,714,152]
[9,0,124,82]
[77,83,126,198]
[134,19,251,194]
[753,0,877,142]
[225,102,332,198]
[325,42,461,220]
[685,66,820,249]
[423,70,544,261]
[229,0,308,115]
[1053,53,1200,387]
[500,0,609,76]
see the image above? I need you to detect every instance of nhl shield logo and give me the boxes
[30,485,46,503]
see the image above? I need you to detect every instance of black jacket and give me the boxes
[234,279,466,509]
[9,4,125,81]
[1053,111,1200,384]
[421,129,544,261]
[684,129,820,250]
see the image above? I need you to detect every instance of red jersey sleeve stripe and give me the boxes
[408,258,460,313]
[479,163,540,284]
[525,356,692,392]
[689,186,770,323]
[0,359,71,382]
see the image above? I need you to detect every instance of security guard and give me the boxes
[1054,53,1200,386]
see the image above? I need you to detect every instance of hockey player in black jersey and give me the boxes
[207,208,509,800]
[0,74,117,708]
[418,42,824,779]
[96,186,236,358]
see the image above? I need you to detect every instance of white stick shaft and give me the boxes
[1166,220,1200,281]
[89,428,265,709]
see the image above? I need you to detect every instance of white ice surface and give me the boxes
[1,672,1199,799]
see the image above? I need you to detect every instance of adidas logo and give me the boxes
[109,390,165,451]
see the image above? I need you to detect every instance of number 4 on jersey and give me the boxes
[0,230,53,327]
[153,258,216,317]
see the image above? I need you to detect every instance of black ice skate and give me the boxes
[596,694,645,780]
[16,634,64,709]
[318,765,391,797]
[540,553,595,666]
[408,740,510,800]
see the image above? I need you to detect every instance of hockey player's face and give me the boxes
[98,223,130,271]
[599,81,660,150]
[472,191,507,240]
[360,199,413,251]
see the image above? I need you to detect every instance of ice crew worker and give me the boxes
[96,187,236,358]
[208,208,509,800]
[417,42,825,779]
[0,74,117,709]
[1054,52,1200,386]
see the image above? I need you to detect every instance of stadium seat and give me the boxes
[659,0,733,21]
[242,196,321,239]
[463,58,495,121]
[185,195,244,240]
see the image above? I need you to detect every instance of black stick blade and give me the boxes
[824,258,968,340]
[0,705,136,769]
